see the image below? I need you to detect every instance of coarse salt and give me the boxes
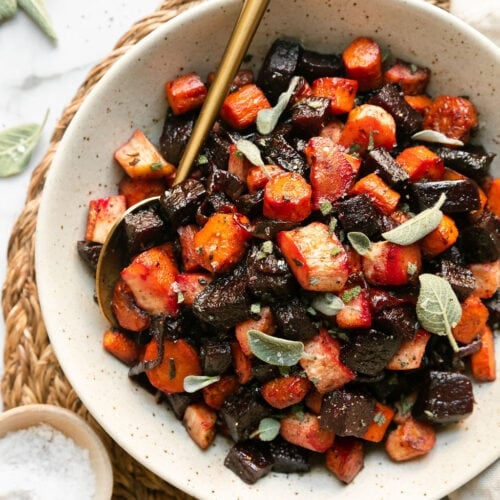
[0,423,96,500]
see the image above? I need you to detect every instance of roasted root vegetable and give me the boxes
[420,214,459,258]
[118,176,169,207]
[452,295,489,345]
[486,178,500,217]
[279,412,335,453]
[183,403,217,449]
[311,77,358,114]
[395,145,444,181]
[384,60,430,95]
[111,278,151,332]
[261,374,312,409]
[342,37,383,91]
[469,260,500,299]
[202,375,240,410]
[404,94,433,115]
[470,326,496,382]
[165,72,208,115]
[235,305,276,356]
[85,195,126,244]
[386,329,431,370]
[326,437,365,484]
[349,172,400,215]
[385,418,436,462]
[362,402,395,443]
[102,329,142,366]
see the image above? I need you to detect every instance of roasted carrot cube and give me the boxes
[165,72,207,115]
[404,94,433,115]
[326,437,365,484]
[384,60,431,95]
[246,164,285,193]
[386,329,431,370]
[469,260,500,299]
[177,224,202,272]
[111,278,151,332]
[362,402,395,443]
[114,129,176,179]
[305,136,357,208]
[362,241,422,287]
[227,144,252,183]
[183,403,217,450]
[84,195,126,244]
[193,212,251,274]
[202,375,240,410]
[470,326,496,382]
[486,178,500,217]
[342,37,383,91]
[174,272,212,306]
[385,417,436,462]
[263,172,312,222]
[452,295,489,345]
[143,337,202,394]
[423,95,478,143]
[118,176,169,208]
[121,243,180,316]
[261,374,312,410]
[350,173,400,215]
[102,328,142,366]
[336,286,372,329]
[311,77,358,114]
[339,104,396,153]
[395,145,444,181]
[300,329,355,394]
[280,412,335,453]
[231,341,253,385]
[220,83,271,130]
[235,305,276,357]
[277,222,349,292]
[420,214,459,258]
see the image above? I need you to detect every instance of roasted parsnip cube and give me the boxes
[84,195,126,244]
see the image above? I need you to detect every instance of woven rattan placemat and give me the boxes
[1,0,450,497]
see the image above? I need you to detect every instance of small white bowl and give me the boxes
[0,404,113,499]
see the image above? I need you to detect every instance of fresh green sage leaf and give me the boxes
[236,139,265,167]
[382,194,446,245]
[251,417,281,441]
[18,0,57,41]
[0,111,47,178]
[257,76,301,135]
[0,0,17,21]
[411,129,464,146]
[248,329,305,366]
[311,293,345,316]
[183,375,220,393]
[347,232,372,255]
[416,273,461,352]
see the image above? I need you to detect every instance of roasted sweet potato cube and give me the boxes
[277,222,349,292]
[395,145,444,181]
[235,305,276,357]
[102,328,142,366]
[385,417,436,462]
[311,76,358,114]
[420,214,459,258]
[84,195,126,244]
[121,243,180,316]
[362,402,395,443]
[261,374,312,410]
[300,328,355,394]
[280,412,335,453]
[470,326,496,382]
[165,72,208,115]
[452,295,489,345]
[183,402,217,450]
[114,129,175,179]
[326,437,365,484]
[386,329,431,370]
[118,176,169,208]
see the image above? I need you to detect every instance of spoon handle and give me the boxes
[173,0,270,185]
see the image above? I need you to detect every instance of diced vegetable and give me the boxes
[420,214,459,258]
[261,374,312,409]
[118,176,169,207]
[362,402,395,443]
[452,295,489,345]
[84,195,126,244]
[342,37,383,91]
[231,341,254,384]
[102,328,142,366]
[404,94,433,115]
[183,403,217,450]
[395,145,444,181]
[386,329,431,370]
[203,375,240,410]
[385,418,436,461]
[165,72,208,115]
[311,77,358,114]
[279,412,335,453]
[111,278,151,332]
[350,172,400,215]
[384,60,431,95]
[174,272,212,306]
[177,224,202,272]
[470,326,496,382]
[246,164,285,193]
[235,305,276,356]
[486,178,500,217]
[326,437,365,484]
[336,286,372,329]
[470,260,500,299]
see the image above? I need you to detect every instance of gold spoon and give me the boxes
[96,0,270,326]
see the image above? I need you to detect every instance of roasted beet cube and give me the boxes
[413,371,474,424]
[320,390,376,437]
[364,148,410,186]
[199,337,233,375]
[77,240,102,272]
[252,361,281,384]
[124,204,167,256]
[193,269,253,329]
[257,38,301,104]
[220,387,271,442]
[436,259,476,300]
[369,84,423,137]
[432,146,495,181]
[252,218,298,241]
[160,178,206,228]
[269,438,311,473]
[297,48,343,81]
[336,194,382,238]
[374,304,418,342]
[224,441,274,484]
[159,110,195,165]
[410,180,481,214]
[341,329,403,376]
[263,134,307,176]
[206,166,245,201]
[272,297,317,341]
[459,211,500,263]
[291,97,330,135]
[235,190,264,217]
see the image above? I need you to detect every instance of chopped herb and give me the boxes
[292,258,303,267]
[331,247,341,257]
[307,306,317,316]
[251,303,261,315]
[168,357,176,380]
[410,63,418,74]
[320,201,333,215]
[328,217,338,234]
[341,286,362,303]
[195,246,203,254]
[177,291,185,304]
[373,412,386,426]
[262,240,273,254]
[197,154,209,165]
[309,277,321,286]
[150,161,163,171]
[424,410,435,419]
[407,261,418,277]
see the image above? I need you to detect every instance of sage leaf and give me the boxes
[236,139,265,167]
[248,329,305,366]
[251,417,281,441]
[347,232,372,255]
[0,111,47,178]
[382,194,446,245]
[311,293,345,316]
[0,0,17,21]
[183,375,220,393]
[18,0,57,41]
[257,76,301,135]
[416,273,462,352]
[411,129,464,147]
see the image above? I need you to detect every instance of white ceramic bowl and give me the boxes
[35,0,499,499]
[0,404,113,499]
